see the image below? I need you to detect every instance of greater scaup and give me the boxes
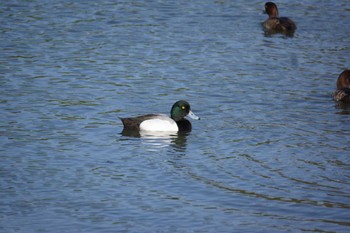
[263,2,297,36]
[333,70,350,103]
[120,100,200,132]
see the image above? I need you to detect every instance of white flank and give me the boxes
[140,118,178,132]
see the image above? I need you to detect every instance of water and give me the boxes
[1,0,350,232]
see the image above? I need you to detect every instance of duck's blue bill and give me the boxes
[187,110,200,120]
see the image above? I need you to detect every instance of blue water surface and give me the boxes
[1,0,350,232]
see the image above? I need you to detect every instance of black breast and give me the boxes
[176,119,192,132]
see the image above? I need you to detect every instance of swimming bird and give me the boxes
[333,70,350,103]
[263,2,297,36]
[120,100,200,132]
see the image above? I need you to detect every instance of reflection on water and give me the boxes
[335,102,350,115]
[263,29,295,38]
[121,130,189,152]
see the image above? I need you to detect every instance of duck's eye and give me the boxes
[181,106,186,110]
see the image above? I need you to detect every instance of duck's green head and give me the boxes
[170,100,200,122]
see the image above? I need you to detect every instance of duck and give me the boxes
[120,100,200,132]
[262,2,297,35]
[333,70,350,103]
